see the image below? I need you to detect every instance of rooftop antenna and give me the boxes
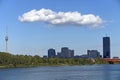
[5,27,8,53]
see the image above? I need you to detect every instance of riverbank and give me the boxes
[0,52,109,68]
[0,63,108,68]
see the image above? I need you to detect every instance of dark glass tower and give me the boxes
[48,48,56,58]
[103,37,110,58]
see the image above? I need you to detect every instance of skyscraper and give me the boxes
[61,47,69,58]
[103,37,110,58]
[48,48,56,58]
[60,47,74,58]
[87,50,100,58]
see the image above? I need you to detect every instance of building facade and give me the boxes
[103,37,110,58]
[87,50,100,58]
[57,47,74,58]
[69,50,74,58]
[48,48,56,58]
[61,47,69,58]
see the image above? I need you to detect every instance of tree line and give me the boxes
[0,52,108,68]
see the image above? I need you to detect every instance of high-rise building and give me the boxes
[61,47,69,58]
[69,50,74,58]
[56,47,74,58]
[48,48,56,58]
[103,37,110,58]
[87,50,100,58]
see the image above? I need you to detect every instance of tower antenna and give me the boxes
[5,27,8,53]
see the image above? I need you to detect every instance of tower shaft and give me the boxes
[5,27,8,53]
[6,41,8,53]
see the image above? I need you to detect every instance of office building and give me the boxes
[103,37,110,58]
[80,54,89,58]
[69,50,74,58]
[87,50,100,58]
[57,47,74,58]
[5,27,8,53]
[61,47,69,58]
[57,52,62,58]
[48,48,56,58]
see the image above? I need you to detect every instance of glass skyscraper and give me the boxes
[48,48,56,58]
[103,37,110,58]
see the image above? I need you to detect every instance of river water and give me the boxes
[0,64,120,80]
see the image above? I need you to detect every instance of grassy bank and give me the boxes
[0,52,108,68]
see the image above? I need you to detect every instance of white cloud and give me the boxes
[19,8,104,28]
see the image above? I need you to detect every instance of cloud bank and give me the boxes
[19,8,104,28]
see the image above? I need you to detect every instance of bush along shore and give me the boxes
[0,52,108,68]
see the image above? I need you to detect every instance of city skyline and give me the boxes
[47,47,101,59]
[0,0,120,57]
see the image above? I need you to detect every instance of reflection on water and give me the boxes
[0,64,120,80]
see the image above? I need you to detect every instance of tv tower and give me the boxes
[5,27,8,53]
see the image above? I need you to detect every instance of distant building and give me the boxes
[87,50,100,58]
[57,52,62,58]
[43,55,47,58]
[103,37,110,58]
[57,47,74,58]
[80,54,89,58]
[74,55,80,58]
[69,50,74,58]
[48,48,56,58]
[113,57,119,59]
[61,47,69,58]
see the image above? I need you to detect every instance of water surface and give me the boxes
[0,64,120,80]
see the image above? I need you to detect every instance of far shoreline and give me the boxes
[0,63,112,69]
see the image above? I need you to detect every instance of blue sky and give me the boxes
[0,0,120,57]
